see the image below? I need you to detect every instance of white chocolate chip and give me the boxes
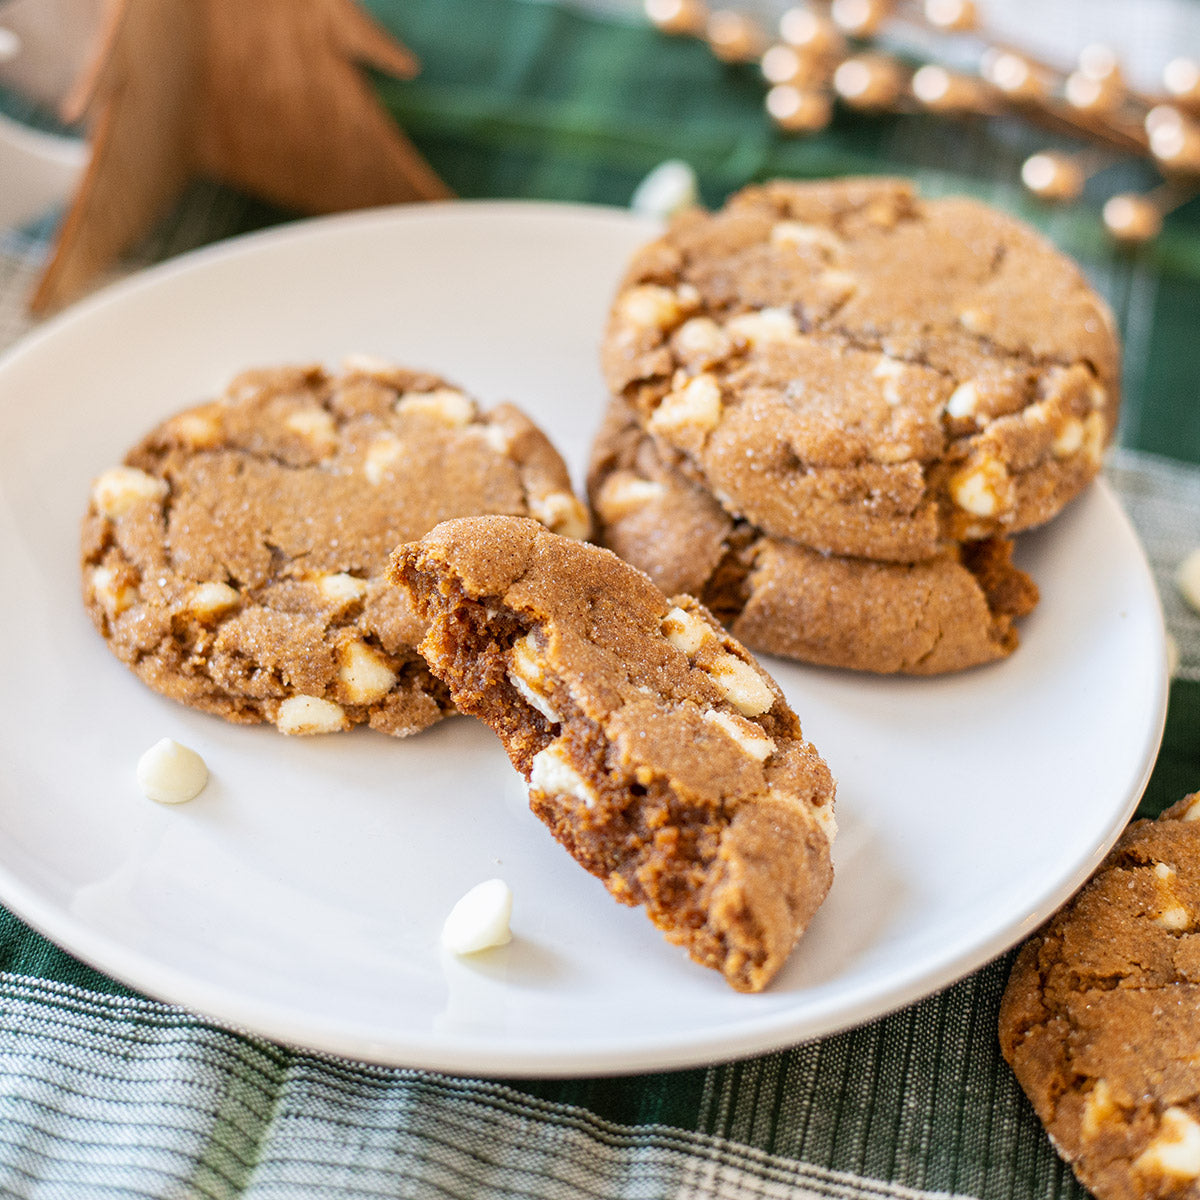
[337,641,396,704]
[89,565,136,617]
[617,284,694,332]
[705,651,775,717]
[819,269,858,302]
[1182,793,1200,822]
[364,434,403,485]
[530,490,589,540]
[810,800,838,844]
[1135,1107,1200,1180]
[958,307,995,335]
[395,388,474,427]
[136,738,208,805]
[317,572,368,608]
[595,474,667,521]
[949,456,1010,518]
[1088,382,1108,410]
[726,307,800,346]
[478,424,512,455]
[872,357,910,406]
[189,581,239,620]
[771,221,844,257]
[441,878,513,955]
[672,317,733,367]
[1083,411,1107,466]
[702,708,775,761]
[276,695,348,735]
[648,374,722,438]
[530,741,597,808]
[342,353,398,377]
[284,408,337,450]
[508,634,561,724]
[170,410,222,448]
[946,381,980,419]
[1176,548,1200,614]
[92,467,168,519]
[1052,416,1085,458]
[630,159,698,220]
[1081,1079,1117,1139]
[662,605,712,656]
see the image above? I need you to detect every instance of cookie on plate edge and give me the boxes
[82,360,589,737]
[1000,792,1200,1200]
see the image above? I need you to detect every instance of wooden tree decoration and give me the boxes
[31,0,452,313]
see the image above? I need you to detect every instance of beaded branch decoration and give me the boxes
[646,0,1199,243]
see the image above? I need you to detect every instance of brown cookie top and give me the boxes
[389,515,836,992]
[589,397,1038,675]
[82,361,589,736]
[602,177,1119,561]
[1000,793,1200,1200]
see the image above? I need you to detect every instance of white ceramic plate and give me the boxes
[0,202,1168,1077]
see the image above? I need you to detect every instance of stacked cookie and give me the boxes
[590,178,1120,674]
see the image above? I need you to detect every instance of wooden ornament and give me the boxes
[31,0,452,313]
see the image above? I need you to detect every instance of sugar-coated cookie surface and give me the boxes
[1000,793,1200,1200]
[602,177,1119,561]
[589,397,1038,674]
[81,362,588,735]
[389,516,836,992]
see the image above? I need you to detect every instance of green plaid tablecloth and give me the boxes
[0,1,1198,1196]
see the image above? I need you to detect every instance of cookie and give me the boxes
[82,361,589,736]
[999,793,1200,1200]
[589,398,1039,674]
[389,515,836,991]
[602,177,1119,561]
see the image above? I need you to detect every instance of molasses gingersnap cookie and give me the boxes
[1000,792,1200,1200]
[602,177,1119,561]
[82,361,589,736]
[589,397,1038,674]
[389,515,836,992]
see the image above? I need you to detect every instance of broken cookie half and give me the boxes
[389,515,836,993]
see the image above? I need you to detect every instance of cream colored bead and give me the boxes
[1177,547,1200,614]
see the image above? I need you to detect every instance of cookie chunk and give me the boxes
[602,177,1119,561]
[389,515,836,991]
[1000,793,1200,1200]
[82,362,589,736]
[589,398,1038,674]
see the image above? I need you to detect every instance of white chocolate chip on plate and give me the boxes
[441,879,514,955]
[136,738,208,805]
